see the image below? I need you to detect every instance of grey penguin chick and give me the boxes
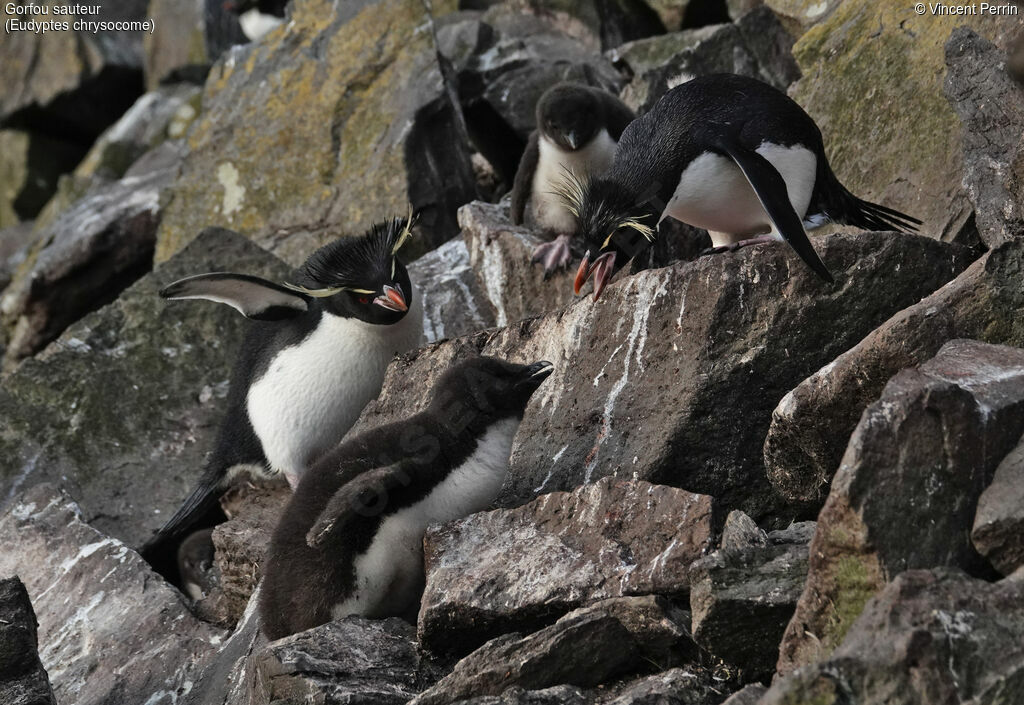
[568,73,922,300]
[177,528,217,600]
[510,83,635,275]
[142,217,423,560]
[258,355,554,640]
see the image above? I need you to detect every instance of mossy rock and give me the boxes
[153,0,475,267]
[0,228,291,548]
[788,0,1014,241]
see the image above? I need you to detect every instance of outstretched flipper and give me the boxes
[161,272,310,321]
[306,462,413,548]
[714,133,835,284]
[510,131,541,226]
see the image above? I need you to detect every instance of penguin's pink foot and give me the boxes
[700,235,778,257]
[531,234,573,279]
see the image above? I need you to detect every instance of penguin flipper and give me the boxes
[306,463,411,548]
[141,467,226,557]
[714,134,835,284]
[160,272,310,321]
[510,131,541,226]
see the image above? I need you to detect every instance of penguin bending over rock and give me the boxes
[142,218,423,560]
[259,355,553,640]
[510,83,635,275]
[567,73,921,300]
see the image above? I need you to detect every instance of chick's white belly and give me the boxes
[247,308,422,484]
[531,130,617,233]
[331,418,520,619]
[663,143,816,247]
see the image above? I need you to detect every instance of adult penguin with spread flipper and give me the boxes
[510,82,635,275]
[567,73,921,300]
[141,217,423,564]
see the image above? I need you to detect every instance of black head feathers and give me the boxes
[556,173,654,255]
[290,216,414,295]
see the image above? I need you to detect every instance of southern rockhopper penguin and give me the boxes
[568,73,922,300]
[510,82,635,275]
[258,356,554,640]
[141,217,424,563]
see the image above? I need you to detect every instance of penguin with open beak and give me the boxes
[510,83,635,276]
[568,73,921,300]
[259,355,554,639]
[141,217,423,564]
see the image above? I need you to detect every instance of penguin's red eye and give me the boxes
[358,295,370,305]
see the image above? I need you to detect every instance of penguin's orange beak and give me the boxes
[373,284,408,312]
[574,251,616,301]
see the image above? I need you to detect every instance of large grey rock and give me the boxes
[356,231,970,524]
[689,522,813,681]
[0,222,33,293]
[0,228,291,547]
[777,340,1024,675]
[143,0,247,89]
[254,616,427,705]
[721,684,766,705]
[155,0,476,266]
[0,577,56,705]
[763,568,1024,705]
[411,236,496,342]
[419,478,713,654]
[413,597,693,705]
[600,668,728,705]
[973,432,1024,576]
[460,200,578,326]
[946,27,1024,247]
[1,140,185,366]
[0,1,147,141]
[719,510,768,552]
[450,685,587,705]
[0,484,223,705]
[610,10,799,114]
[764,240,1024,511]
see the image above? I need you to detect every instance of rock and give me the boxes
[73,85,202,181]
[471,0,665,51]
[720,510,768,551]
[762,0,840,34]
[0,228,292,548]
[763,568,1024,705]
[600,668,728,705]
[945,28,1024,247]
[1,141,185,366]
[777,340,1024,674]
[143,0,248,90]
[973,432,1024,576]
[460,200,578,326]
[726,0,764,21]
[610,10,799,114]
[210,483,290,623]
[442,12,625,186]
[0,221,33,293]
[418,478,713,654]
[764,240,1024,511]
[356,231,970,524]
[413,597,693,705]
[689,522,813,681]
[0,484,223,705]
[0,1,146,142]
[0,577,56,705]
[254,616,427,705]
[721,684,767,705]
[786,3,1016,242]
[154,0,476,266]
[182,587,268,705]
[0,129,85,229]
[410,236,496,342]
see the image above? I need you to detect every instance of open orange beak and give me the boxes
[374,284,408,312]
[574,251,617,301]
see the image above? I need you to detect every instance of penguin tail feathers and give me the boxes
[140,474,224,557]
[844,195,922,234]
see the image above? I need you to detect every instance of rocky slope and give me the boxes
[1,2,1023,705]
